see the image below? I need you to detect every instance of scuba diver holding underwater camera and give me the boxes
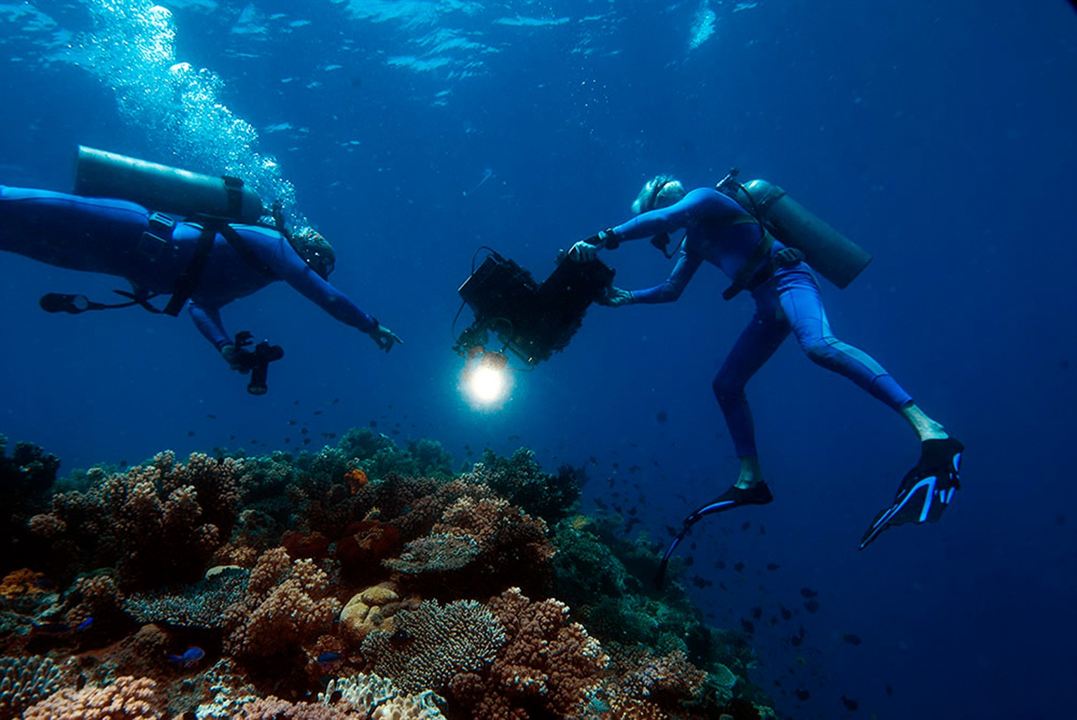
[567,173,963,557]
[1,148,401,394]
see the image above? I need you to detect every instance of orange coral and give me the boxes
[344,468,369,495]
[23,676,163,720]
[0,568,47,599]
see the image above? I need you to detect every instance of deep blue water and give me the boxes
[2,1,1075,718]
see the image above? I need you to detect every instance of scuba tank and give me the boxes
[717,169,871,288]
[75,146,265,223]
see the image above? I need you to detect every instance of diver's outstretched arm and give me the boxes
[623,248,703,304]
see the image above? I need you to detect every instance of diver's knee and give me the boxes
[802,337,839,367]
[712,373,745,405]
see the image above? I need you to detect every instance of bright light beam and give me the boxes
[462,354,511,407]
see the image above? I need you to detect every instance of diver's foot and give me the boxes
[859,437,964,550]
[687,482,774,523]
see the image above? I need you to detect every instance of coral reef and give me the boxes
[0,433,776,719]
[28,452,242,588]
[449,587,608,719]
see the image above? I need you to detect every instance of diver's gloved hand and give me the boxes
[219,343,245,372]
[367,323,403,352]
[597,286,634,307]
[859,437,964,550]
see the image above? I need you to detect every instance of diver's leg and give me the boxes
[775,269,949,439]
[0,186,149,274]
[713,307,791,488]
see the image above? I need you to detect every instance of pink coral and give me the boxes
[239,696,362,719]
[23,676,162,720]
[224,547,341,662]
[449,587,608,718]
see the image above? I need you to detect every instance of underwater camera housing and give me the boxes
[453,250,615,366]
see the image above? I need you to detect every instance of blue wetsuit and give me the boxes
[611,187,913,459]
[0,186,378,350]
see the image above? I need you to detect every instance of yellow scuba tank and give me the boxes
[75,146,265,224]
[717,169,871,288]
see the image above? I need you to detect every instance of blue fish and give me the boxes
[31,621,70,635]
[316,651,342,666]
[167,646,206,668]
[76,617,94,632]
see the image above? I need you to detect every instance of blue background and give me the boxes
[2,1,1075,718]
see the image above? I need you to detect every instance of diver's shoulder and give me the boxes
[684,186,738,211]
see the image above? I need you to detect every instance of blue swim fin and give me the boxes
[655,483,773,588]
[859,438,964,550]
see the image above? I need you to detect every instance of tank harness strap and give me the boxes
[162,222,217,317]
[222,176,246,219]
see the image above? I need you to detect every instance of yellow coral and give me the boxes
[0,568,47,599]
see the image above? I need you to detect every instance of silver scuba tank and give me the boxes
[74,146,265,224]
[719,172,871,289]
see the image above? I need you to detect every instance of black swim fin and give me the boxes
[655,483,773,588]
[859,437,964,550]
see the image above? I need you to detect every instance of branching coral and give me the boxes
[449,587,608,719]
[23,675,162,720]
[28,452,242,588]
[0,655,65,720]
[361,599,505,694]
[322,673,446,720]
[223,548,340,665]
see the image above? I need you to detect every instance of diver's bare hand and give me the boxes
[368,324,402,352]
[597,286,634,307]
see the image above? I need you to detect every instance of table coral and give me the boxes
[123,567,249,630]
[361,599,506,694]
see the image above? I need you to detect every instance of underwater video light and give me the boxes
[462,348,511,407]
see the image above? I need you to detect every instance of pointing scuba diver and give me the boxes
[567,173,963,562]
[1,148,401,393]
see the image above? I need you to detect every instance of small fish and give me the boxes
[168,646,205,668]
[740,619,755,634]
[313,410,323,416]
[766,562,780,571]
[842,633,862,646]
[186,430,195,437]
[804,599,821,613]
[751,606,762,620]
[75,617,94,632]
[369,420,378,428]
[331,398,340,404]
[715,560,727,570]
[316,651,342,666]
[795,688,811,701]
[885,683,894,696]
[800,587,818,598]
[841,695,859,711]
[207,414,217,419]
[780,606,793,621]
[733,561,745,573]
[656,410,668,423]
[741,521,751,531]
[289,419,298,426]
